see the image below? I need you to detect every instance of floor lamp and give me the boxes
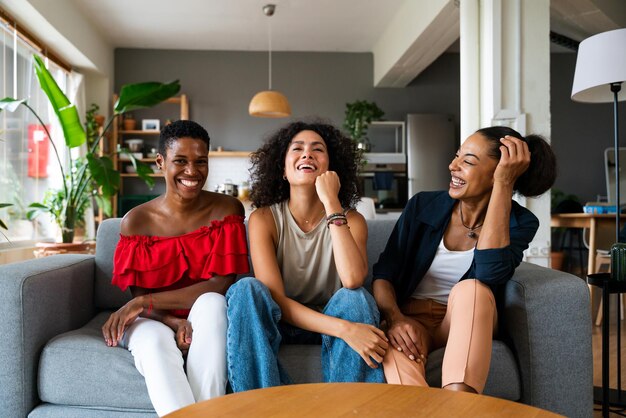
[572,28,626,416]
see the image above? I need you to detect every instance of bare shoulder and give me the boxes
[202,191,245,219]
[120,198,162,236]
[249,207,277,240]
[346,208,366,225]
[250,206,275,226]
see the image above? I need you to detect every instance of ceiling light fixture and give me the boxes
[248,4,291,118]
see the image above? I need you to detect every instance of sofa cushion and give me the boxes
[38,312,153,412]
[95,218,129,310]
[29,404,156,418]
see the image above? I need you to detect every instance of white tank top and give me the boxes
[270,201,342,308]
[411,237,474,304]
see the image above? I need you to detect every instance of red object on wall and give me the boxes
[28,124,50,178]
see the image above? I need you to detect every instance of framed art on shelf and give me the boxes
[141,119,160,131]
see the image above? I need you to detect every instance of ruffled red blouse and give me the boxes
[112,215,249,317]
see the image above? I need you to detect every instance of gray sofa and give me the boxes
[0,218,592,417]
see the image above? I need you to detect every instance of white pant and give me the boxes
[121,292,228,417]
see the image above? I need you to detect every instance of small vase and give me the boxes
[123,119,137,131]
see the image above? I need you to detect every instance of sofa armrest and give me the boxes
[504,262,592,418]
[0,254,96,417]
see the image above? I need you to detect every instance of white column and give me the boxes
[460,0,481,141]
[460,0,552,267]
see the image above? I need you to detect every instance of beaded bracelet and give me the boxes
[326,215,348,228]
[326,212,344,221]
[327,218,348,228]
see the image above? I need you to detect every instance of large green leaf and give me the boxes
[0,98,26,112]
[33,55,85,148]
[114,80,181,114]
[135,161,156,189]
[94,195,112,217]
[86,154,120,197]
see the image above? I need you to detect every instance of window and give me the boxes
[0,18,69,244]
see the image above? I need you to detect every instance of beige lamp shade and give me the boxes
[249,90,291,118]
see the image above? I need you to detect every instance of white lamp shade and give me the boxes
[571,28,626,103]
[249,90,292,118]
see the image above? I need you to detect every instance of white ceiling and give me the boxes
[69,0,407,52]
[68,0,625,54]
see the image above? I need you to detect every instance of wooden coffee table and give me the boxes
[164,383,563,417]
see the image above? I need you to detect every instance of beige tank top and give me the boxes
[270,200,342,308]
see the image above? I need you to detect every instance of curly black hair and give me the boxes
[476,126,557,197]
[249,120,362,209]
[158,120,210,156]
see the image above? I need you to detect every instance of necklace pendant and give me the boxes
[467,231,477,239]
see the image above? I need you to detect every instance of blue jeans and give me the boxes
[226,277,385,392]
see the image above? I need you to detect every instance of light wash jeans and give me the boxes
[226,277,385,392]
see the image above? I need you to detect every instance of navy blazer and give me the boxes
[372,191,539,307]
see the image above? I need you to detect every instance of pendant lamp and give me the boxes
[249,4,291,118]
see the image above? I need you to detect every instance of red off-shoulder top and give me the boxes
[112,215,249,317]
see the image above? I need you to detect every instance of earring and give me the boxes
[283,175,287,180]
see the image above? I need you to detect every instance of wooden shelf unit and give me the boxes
[111,94,189,217]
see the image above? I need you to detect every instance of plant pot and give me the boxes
[551,251,566,271]
[33,242,96,258]
[123,119,137,131]
[94,114,105,127]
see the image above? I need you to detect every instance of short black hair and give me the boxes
[476,126,557,197]
[158,120,210,156]
[249,119,362,209]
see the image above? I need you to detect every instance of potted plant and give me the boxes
[0,55,180,244]
[0,160,33,241]
[343,100,385,151]
[85,103,104,149]
[123,113,137,131]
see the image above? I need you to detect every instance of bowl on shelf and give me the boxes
[125,139,144,152]
[119,152,143,161]
[125,165,137,173]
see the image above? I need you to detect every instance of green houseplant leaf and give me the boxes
[343,100,385,141]
[86,154,120,198]
[0,98,27,112]
[2,55,179,242]
[115,80,181,114]
[33,55,86,148]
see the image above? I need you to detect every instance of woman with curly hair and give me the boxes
[226,120,387,391]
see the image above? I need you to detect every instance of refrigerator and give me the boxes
[406,114,457,197]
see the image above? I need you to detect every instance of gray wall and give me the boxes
[114,49,460,151]
[551,53,626,203]
[114,48,626,205]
